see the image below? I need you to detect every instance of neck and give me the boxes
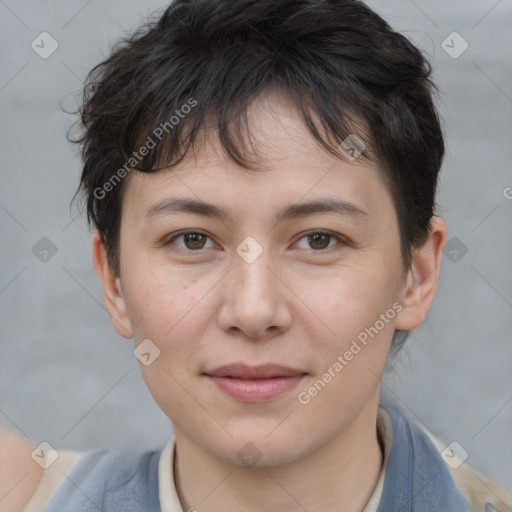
[173,395,383,512]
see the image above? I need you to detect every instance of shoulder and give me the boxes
[22,448,82,512]
[1,430,165,512]
[420,424,512,512]
[378,391,512,512]
[37,444,163,511]
[0,429,44,512]
[0,429,86,512]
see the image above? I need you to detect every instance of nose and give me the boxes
[216,248,293,340]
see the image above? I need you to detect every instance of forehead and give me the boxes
[121,90,393,223]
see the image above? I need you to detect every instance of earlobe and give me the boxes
[395,216,447,331]
[91,231,133,339]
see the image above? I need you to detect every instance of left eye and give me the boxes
[295,231,342,251]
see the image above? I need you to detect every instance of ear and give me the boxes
[91,231,133,338]
[395,216,447,331]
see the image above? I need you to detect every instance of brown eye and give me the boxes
[295,231,342,251]
[183,232,207,250]
[165,231,214,251]
[308,232,332,250]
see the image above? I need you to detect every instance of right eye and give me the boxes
[164,231,216,252]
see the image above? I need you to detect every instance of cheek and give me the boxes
[295,274,397,426]
[301,253,402,393]
[122,258,200,340]
[122,268,208,413]
[315,259,401,339]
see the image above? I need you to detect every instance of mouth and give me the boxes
[204,364,308,402]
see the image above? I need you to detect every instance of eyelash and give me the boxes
[163,230,347,253]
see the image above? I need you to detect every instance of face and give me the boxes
[95,90,441,468]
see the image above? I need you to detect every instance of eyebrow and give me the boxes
[144,197,369,224]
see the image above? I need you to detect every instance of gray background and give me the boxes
[1,0,511,492]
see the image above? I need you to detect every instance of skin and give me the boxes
[0,429,43,512]
[93,89,447,512]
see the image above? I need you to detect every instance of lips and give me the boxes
[205,363,307,379]
[204,364,308,402]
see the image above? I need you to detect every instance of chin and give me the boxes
[211,429,310,468]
